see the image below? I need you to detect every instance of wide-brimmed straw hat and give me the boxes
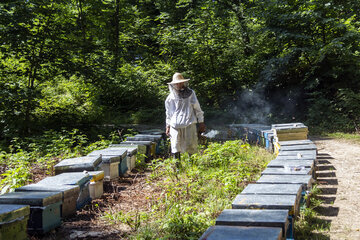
[167,72,190,84]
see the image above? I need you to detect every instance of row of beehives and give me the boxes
[0,130,166,239]
[200,123,317,240]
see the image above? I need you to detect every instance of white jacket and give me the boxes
[165,89,204,129]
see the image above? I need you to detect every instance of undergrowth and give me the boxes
[102,140,274,239]
[295,185,331,239]
[0,129,127,194]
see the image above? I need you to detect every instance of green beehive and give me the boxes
[15,184,79,218]
[0,204,30,240]
[0,192,62,234]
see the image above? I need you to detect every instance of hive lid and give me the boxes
[54,156,102,172]
[107,146,137,156]
[277,150,317,157]
[88,149,127,159]
[216,209,288,227]
[275,155,316,160]
[0,192,62,206]
[279,144,317,151]
[37,172,91,187]
[123,141,153,145]
[232,194,297,211]
[199,225,282,240]
[15,183,80,199]
[100,155,121,164]
[242,183,302,195]
[267,159,314,168]
[88,171,104,182]
[127,135,161,142]
[278,140,313,146]
[0,204,30,223]
[134,134,163,140]
[262,167,312,175]
[257,175,313,187]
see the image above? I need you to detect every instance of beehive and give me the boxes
[88,171,104,199]
[107,146,137,171]
[54,156,102,175]
[215,209,289,239]
[15,184,80,218]
[232,194,298,216]
[261,167,312,176]
[37,172,92,210]
[88,149,128,176]
[123,140,155,158]
[267,159,315,169]
[110,143,146,164]
[98,155,120,180]
[272,123,308,141]
[0,204,30,240]
[241,184,302,216]
[279,144,317,152]
[257,175,313,191]
[199,225,282,240]
[277,150,317,158]
[278,139,313,146]
[128,134,164,154]
[0,192,62,234]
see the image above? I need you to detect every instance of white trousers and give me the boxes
[170,123,198,155]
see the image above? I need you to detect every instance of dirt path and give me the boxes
[313,138,360,239]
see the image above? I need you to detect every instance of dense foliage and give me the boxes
[1,0,360,138]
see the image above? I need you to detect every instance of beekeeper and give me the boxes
[165,72,206,159]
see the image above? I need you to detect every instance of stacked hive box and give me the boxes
[88,149,128,176]
[15,184,79,218]
[36,172,92,210]
[200,122,316,240]
[88,171,105,199]
[0,192,62,234]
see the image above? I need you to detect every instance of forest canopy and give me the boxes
[1,0,360,139]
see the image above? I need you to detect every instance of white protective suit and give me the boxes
[165,83,204,154]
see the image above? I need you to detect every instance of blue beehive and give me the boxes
[128,134,164,154]
[15,184,80,218]
[215,209,289,239]
[0,204,30,240]
[88,149,128,176]
[37,172,92,210]
[199,225,283,240]
[54,156,102,175]
[0,192,62,234]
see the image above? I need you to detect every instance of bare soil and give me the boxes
[313,138,360,240]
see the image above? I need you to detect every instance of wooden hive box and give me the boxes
[123,140,156,158]
[88,171,104,199]
[107,146,137,171]
[257,174,313,191]
[241,184,302,216]
[37,172,92,210]
[130,134,164,154]
[88,149,128,176]
[54,156,102,175]
[110,143,147,164]
[262,167,312,176]
[97,155,120,180]
[232,194,298,216]
[15,184,80,218]
[215,209,289,240]
[0,192,62,234]
[199,225,282,240]
[0,204,30,240]
[272,123,308,141]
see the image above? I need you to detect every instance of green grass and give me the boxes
[102,140,274,239]
[294,185,331,239]
[325,132,360,142]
